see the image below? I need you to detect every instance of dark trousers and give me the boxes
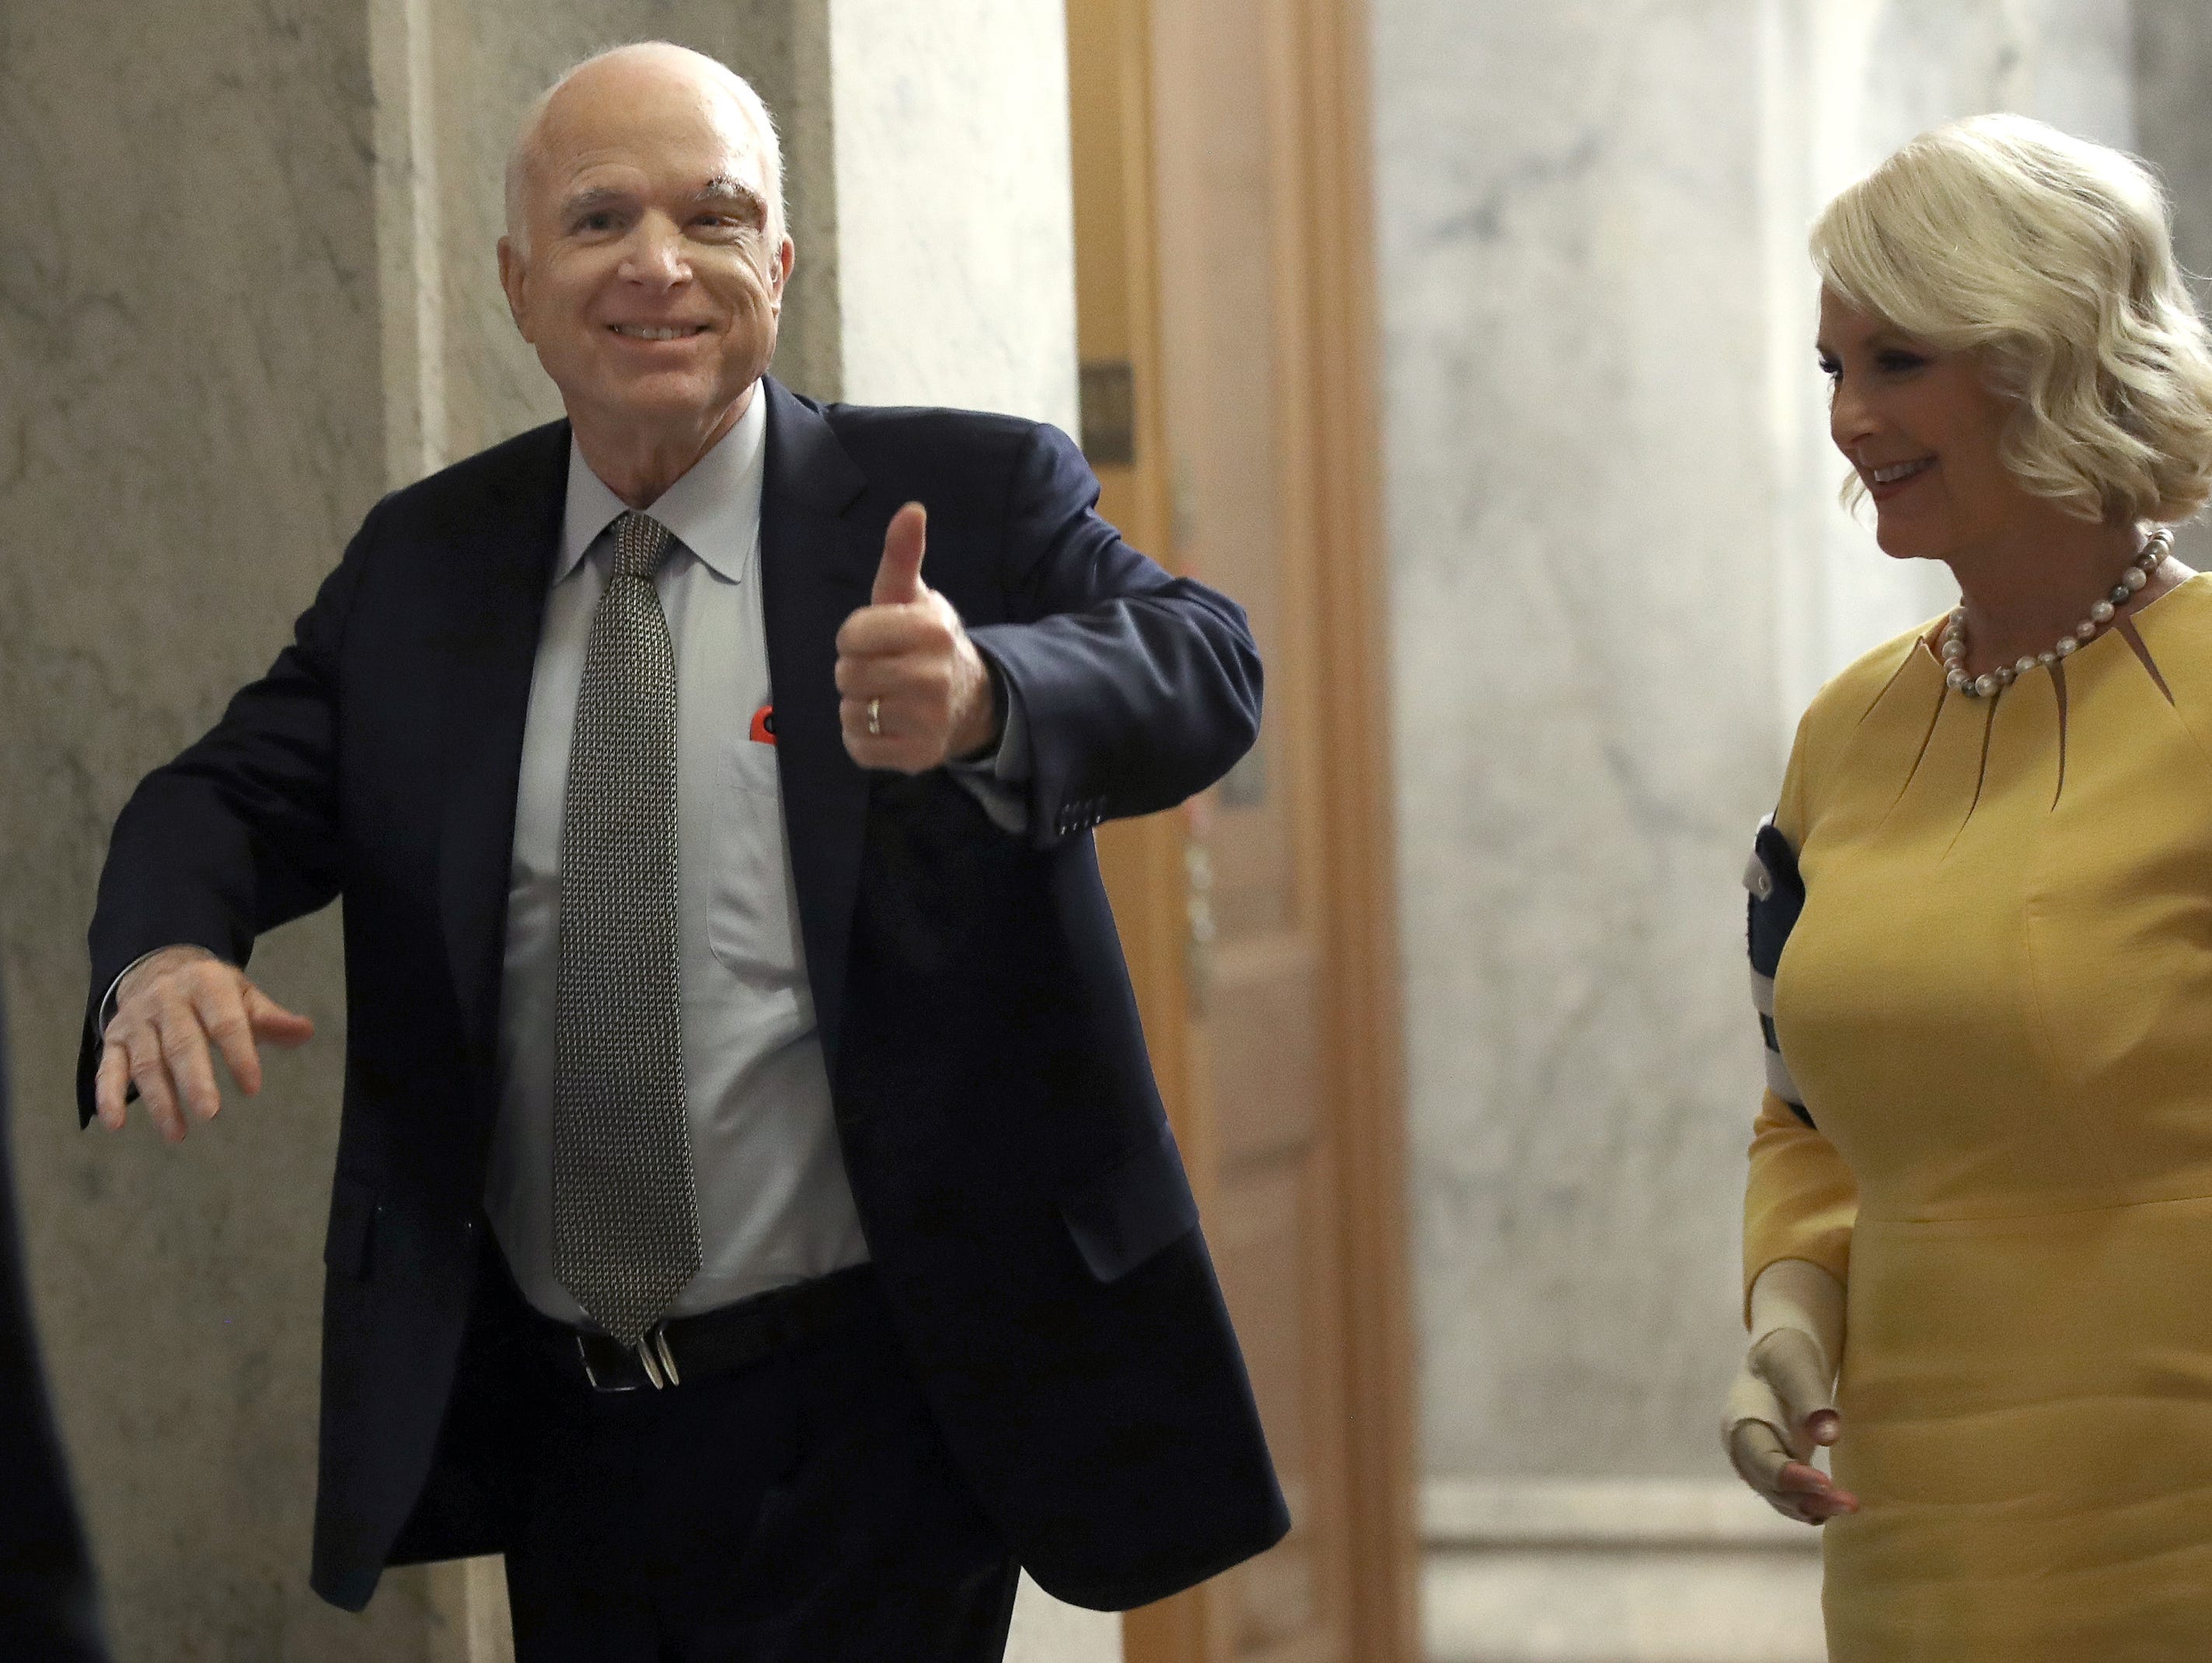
[500,1272,1020,1662]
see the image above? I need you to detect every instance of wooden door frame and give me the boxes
[1288,0,1419,1648]
[1065,1,1419,1656]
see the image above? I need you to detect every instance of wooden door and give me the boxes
[1064,3,1418,1659]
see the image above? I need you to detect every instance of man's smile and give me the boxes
[608,322,713,340]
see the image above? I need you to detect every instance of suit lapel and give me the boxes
[759,379,874,1072]
[438,425,570,1086]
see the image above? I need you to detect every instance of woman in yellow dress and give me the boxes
[1724,114,2212,1660]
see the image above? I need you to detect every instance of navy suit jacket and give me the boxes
[2,984,110,1659]
[79,380,1287,1612]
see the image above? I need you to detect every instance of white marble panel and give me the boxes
[1378,0,1785,1482]
[2111,0,2212,571]
[2137,0,2212,286]
[826,0,1080,430]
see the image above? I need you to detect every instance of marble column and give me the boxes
[2,0,1102,1655]
[1372,2,2134,1658]
[0,0,439,1656]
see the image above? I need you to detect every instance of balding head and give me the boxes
[494,38,795,504]
[504,43,785,258]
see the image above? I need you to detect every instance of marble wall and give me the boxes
[2139,0,2212,277]
[2133,0,2212,567]
[826,0,1080,431]
[1373,2,2138,1657]
[0,1,438,1657]
[2,0,1095,1656]
[1379,0,1787,1488]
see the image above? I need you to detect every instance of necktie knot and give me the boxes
[613,511,674,581]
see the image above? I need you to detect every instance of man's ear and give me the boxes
[769,235,794,316]
[497,236,533,341]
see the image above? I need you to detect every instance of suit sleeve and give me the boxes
[963,424,1262,849]
[0,999,113,1661]
[1740,710,1856,1320]
[75,511,377,1123]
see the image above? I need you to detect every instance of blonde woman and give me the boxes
[1724,114,2212,1658]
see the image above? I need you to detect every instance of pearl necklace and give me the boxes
[1941,526,2173,699]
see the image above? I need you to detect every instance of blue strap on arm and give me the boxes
[1745,818,1813,1129]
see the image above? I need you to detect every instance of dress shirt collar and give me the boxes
[556,383,769,585]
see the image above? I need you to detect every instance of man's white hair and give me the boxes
[503,41,787,257]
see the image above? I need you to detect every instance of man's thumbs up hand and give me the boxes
[872,500,930,605]
[836,502,1002,772]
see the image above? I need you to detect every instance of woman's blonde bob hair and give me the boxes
[1812,113,2212,526]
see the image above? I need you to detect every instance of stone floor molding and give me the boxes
[1422,1479,1823,1663]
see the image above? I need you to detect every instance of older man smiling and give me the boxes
[82,40,1283,1662]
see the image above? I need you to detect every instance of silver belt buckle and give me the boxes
[646,1327,681,1389]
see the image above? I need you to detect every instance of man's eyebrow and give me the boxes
[558,185,633,221]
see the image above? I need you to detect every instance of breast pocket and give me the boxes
[707,720,804,979]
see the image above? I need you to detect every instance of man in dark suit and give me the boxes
[0,981,111,1661]
[81,40,1283,1661]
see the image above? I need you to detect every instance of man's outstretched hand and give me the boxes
[835,502,1000,772]
[94,946,315,1142]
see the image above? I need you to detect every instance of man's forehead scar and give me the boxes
[700,177,766,206]
[556,180,762,215]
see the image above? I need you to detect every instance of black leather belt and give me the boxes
[536,1264,880,1393]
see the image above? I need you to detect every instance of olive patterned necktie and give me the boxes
[552,510,700,1346]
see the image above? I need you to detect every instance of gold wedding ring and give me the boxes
[866,696,882,737]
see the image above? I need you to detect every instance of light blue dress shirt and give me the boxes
[482,391,870,1324]
[483,389,1031,1326]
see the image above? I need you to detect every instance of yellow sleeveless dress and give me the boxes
[1745,576,2212,1661]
